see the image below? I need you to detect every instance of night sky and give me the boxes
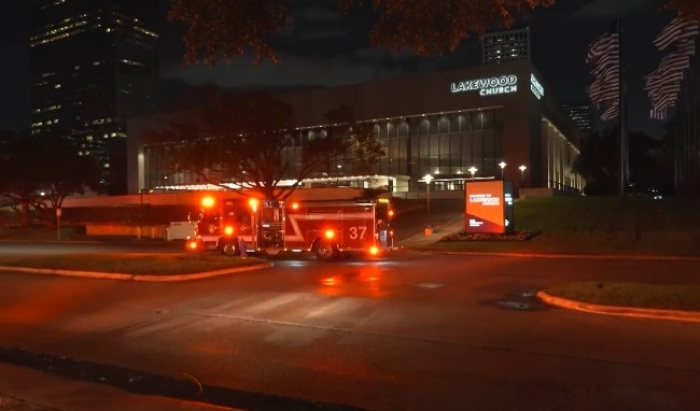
[1,0,674,137]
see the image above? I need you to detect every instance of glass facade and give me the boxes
[141,108,505,192]
[31,0,160,194]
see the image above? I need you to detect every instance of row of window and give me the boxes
[142,110,506,187]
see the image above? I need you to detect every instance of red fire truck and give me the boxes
[186,195,395,261]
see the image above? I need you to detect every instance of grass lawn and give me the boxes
[545,281,700,312]
[419,196,700,257]
[0,226,85,241]
[0,254,267,275]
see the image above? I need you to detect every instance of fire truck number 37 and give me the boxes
[349,226,367,239]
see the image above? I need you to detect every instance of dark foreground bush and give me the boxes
[440,229,540,242]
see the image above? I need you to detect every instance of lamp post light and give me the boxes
[422,174,433,236]
[498,161,507,179]
[519,165,527,183]
[468,166,478,179]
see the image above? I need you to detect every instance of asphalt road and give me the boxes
[0,241,699,411]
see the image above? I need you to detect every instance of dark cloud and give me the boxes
[272,0,374,60]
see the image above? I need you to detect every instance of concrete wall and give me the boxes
[86,224,168,239]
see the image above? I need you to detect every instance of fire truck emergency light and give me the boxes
[248,198,259,211]
[224,226,234,236]
[291,202,299,210]
[324,229,335,239]
[201,196,215,209]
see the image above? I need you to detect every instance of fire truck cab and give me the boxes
[187,196,394,261]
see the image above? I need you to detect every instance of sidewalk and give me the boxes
[0,363,239,411]
[396,215,463,248]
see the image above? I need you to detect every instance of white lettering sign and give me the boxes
[530,74,544,100]
[468,193,501,206]
[451,75,518,96]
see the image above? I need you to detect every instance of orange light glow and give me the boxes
[388,210,395,217]
[188,241,198,250]
[291,202,299,210]
[248,198,259,211]
[321,277,337,286]
[201,196,215,208]
[224,226,234,235]
[324,229,335,239]
[369,246,379,255]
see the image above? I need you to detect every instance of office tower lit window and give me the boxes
[30,0,160,194]
[482,28,531,66]
[563,104,594,135]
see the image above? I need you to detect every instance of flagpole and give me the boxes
[618,13,628,197]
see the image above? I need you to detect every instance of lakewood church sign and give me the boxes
[450,75,518,96]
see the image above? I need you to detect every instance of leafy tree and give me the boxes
[627,132,666,193]
[144,92,385,200]
[663,0,700,21]
[31,137,102,223]
[573,129,670,196]
[0,135,42,225]
[168,0,555,65]
[0,135,100,226]
[572,131,618,196]
[168,0,695,66]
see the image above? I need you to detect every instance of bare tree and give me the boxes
[144,92,385,200]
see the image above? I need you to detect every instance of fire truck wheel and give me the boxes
[315,241,339,261]
[220,241,240,257]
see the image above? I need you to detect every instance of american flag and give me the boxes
[586,26,620,121]
[644,18,699,120]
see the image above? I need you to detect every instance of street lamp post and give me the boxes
[499,161,507,179]
[423,174,433,236]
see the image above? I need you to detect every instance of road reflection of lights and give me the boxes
[316,265,387,298]
[343,259,402,268]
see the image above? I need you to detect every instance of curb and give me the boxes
[537,290,700,323]
[404,248,700,261]
[0,239,103,244]
[0,262,273,282]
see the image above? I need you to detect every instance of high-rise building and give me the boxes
[30,0,160,194]
[482,28,531,66]
[562,103,594,135]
